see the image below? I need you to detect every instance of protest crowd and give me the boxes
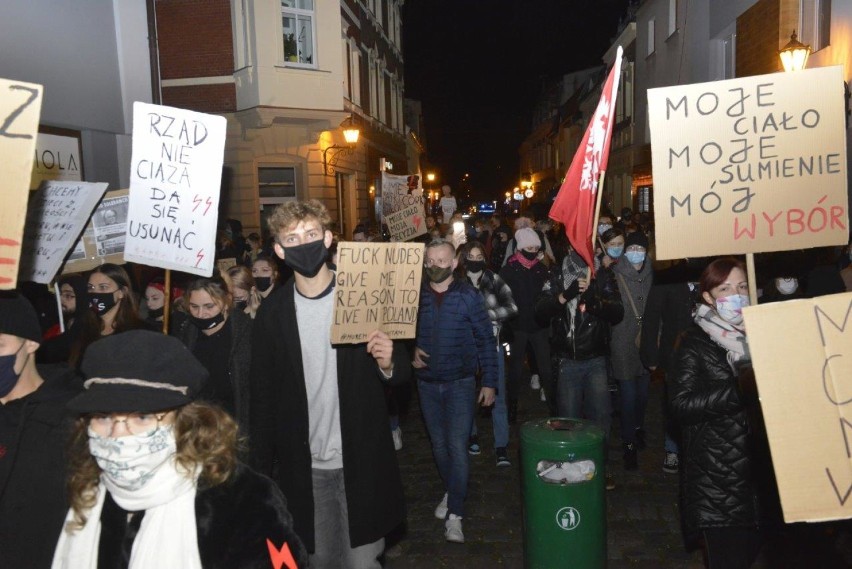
[2,191,852,569]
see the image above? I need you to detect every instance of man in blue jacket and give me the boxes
[413,238,497,544]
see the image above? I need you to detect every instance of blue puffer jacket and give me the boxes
[415,279,498,388]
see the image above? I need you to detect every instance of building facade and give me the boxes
[155,0,408,239]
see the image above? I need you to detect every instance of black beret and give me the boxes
[0,293,42,343]
[69,330,208,413]
[625,231,649,251]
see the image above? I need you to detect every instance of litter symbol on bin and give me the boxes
[555,506,580,531]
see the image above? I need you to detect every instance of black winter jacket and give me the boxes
[669,326,757,541]
[85,463,307,569]
[0,364,81,569]
[639,262,700,371]
[249,280,408,552]
[536,267,624,360]
[175,310,252,432]
[499,258,551,333]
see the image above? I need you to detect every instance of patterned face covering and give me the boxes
[88,425,177,491]
[714,294,749,326]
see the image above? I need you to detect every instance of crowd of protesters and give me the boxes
[1,194,851,568]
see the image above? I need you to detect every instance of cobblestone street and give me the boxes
[384,374,704,568]
[384,370,852,568]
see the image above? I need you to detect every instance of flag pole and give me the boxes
[586,170,607,279]
[162,268,171,335]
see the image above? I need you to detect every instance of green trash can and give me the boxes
[520,418,606,568]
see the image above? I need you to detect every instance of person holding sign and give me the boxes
[52,331,307,569]
[669,258,776,568]
[0,294,80,569]
[249,200,408,569]
[413,238,498,543]
[40,274,88,364]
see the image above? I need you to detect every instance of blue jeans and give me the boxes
[556,356,611,441]
[310,468,384,569]
[618,370,650,445]
[471,343,509,449]
[418,377,476,517]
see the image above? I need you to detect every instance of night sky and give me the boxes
[402,0,632,203]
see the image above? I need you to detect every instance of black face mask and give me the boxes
[283,239,328,278]
[234,299,248,311]
[147,306,164,319]
[466,260,487,273]
[520,250,539,261]
[190,311,226,331]
[89,292,117,316]
[254,277,272,291]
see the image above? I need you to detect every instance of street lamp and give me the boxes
[323,116,360,175]
[779,31,811,73]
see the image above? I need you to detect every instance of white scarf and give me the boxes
[694,303,750,371]
[52,457,202,569]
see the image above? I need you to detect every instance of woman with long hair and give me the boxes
[52,331,306,569]
[458,240,517,466]
[174,274,252,431]
[251,255,279,299]
[669,257,777,568]
[71,264,147,368]
[226,265,262,319]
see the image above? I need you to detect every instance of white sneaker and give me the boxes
[391,427,403,451]
[434,493,448,519]
[540,388,547,402]
[530,374,541,390]
[445,514,464,543]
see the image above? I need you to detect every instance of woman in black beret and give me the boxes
[52,330,306,569]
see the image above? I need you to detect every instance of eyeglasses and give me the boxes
[89,412,169,436]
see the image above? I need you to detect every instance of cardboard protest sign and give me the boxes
[381,172,424,217]
[331,242,424,344]
[18,181,108,283]
[385,203,427,241]
[648,66,848,260]
[31,132,82,189]
[124,102,226,277]
[62,189,129,274]
[743,292,852,522]
[0,77,43,288]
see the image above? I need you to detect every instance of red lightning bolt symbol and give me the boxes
[192,194,202,213]
[195,249,205,267]
[204,196,213,216]
[266,539,298,569]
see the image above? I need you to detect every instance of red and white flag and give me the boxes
[549,46,622,274]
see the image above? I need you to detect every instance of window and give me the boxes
[637,185,652,213]
[722,33,736,79]
[800,0,831,52]
[258,166,297,203]
[616,62,634,123]
[282,0,315,66]
[647,19,656,56]
[668,0,677,37]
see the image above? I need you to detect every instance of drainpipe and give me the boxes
[146,0,162,104]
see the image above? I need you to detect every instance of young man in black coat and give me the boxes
[249,200,409,569]
[0,293,80,569]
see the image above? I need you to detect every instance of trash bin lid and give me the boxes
[520,418,605,446]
